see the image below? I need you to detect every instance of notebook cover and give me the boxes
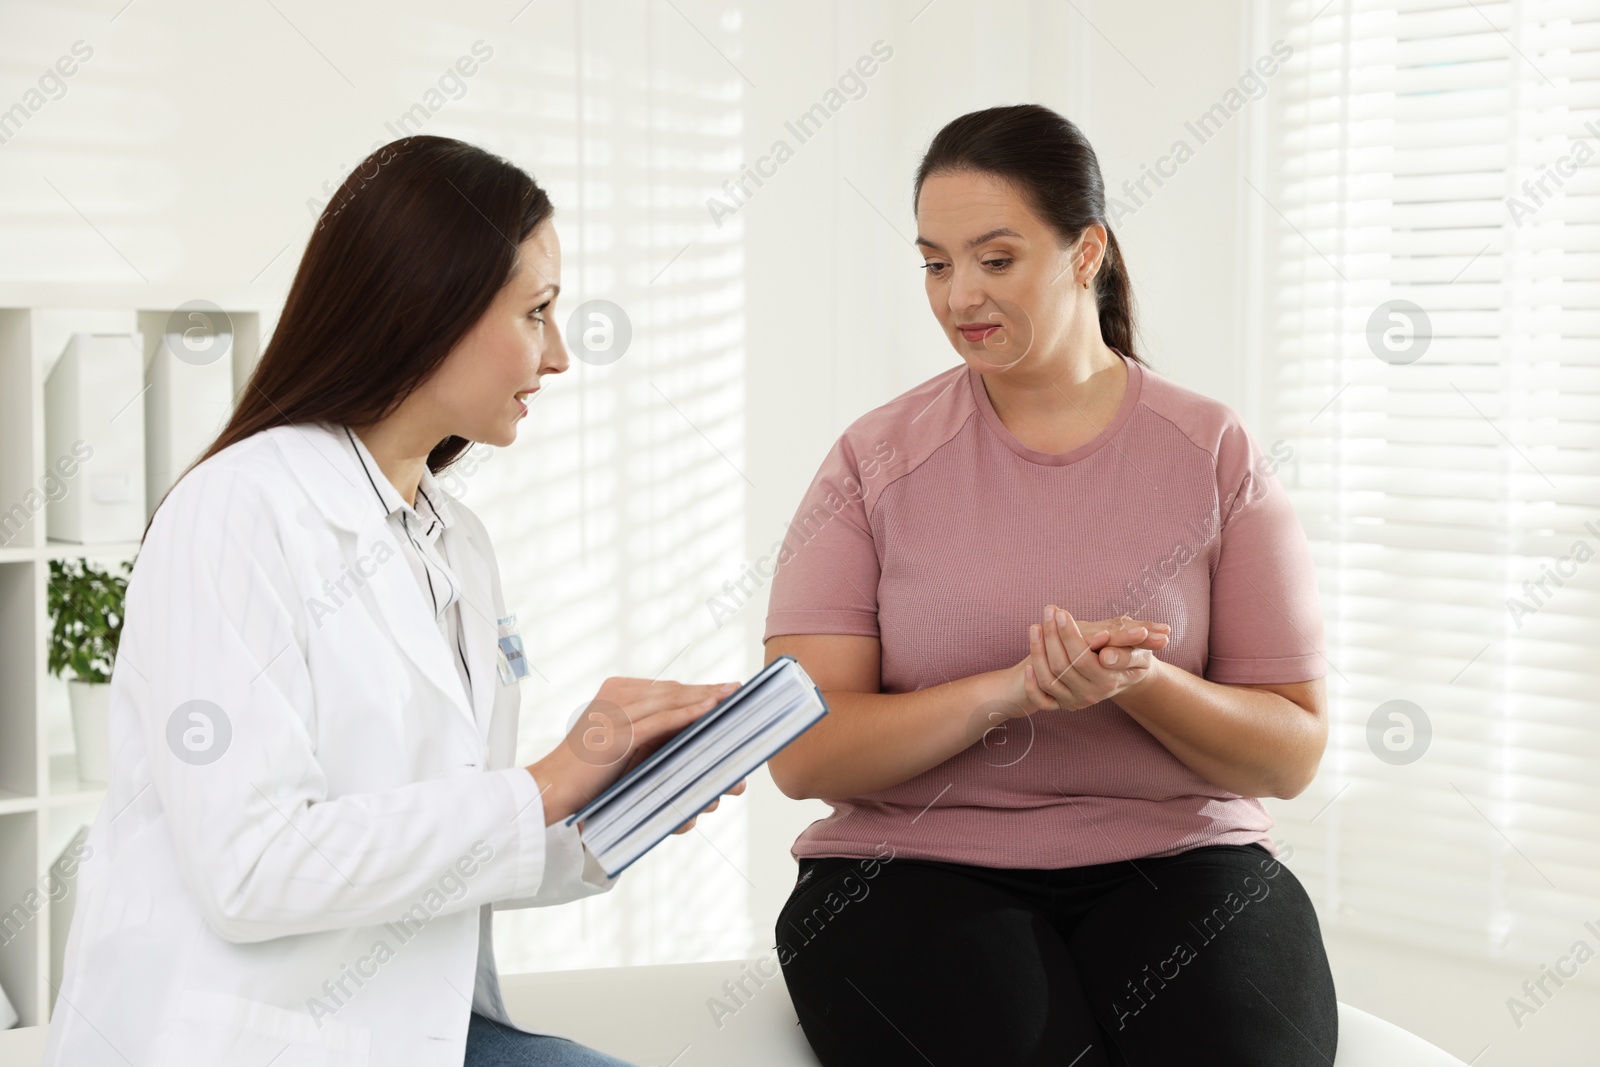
[566,653,807,826]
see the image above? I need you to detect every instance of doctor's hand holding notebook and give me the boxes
[528,675,750,837]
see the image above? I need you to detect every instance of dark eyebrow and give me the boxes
[914,227,1023,253]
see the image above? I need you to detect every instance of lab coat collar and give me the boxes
[268,421,393,533]
[270,422,497,742]
[340,426,458,536]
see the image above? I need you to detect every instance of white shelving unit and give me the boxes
[0,292,273,1028]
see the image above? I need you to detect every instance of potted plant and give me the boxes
[47,558,132,785]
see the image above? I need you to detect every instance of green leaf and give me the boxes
[47,557,134,685]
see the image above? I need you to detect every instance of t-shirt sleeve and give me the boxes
[763,434,883,642]
[1204,422,1327,684]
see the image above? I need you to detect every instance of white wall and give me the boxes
[2,0,1592,1062]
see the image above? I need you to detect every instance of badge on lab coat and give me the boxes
[495,614,530,684]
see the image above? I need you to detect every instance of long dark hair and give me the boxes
[144,135,552,541]
[914,104,1142,365]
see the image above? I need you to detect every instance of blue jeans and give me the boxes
[463,1012,637,1067]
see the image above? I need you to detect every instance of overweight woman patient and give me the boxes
[764,104,1338,1066]
[45,137,742,1067]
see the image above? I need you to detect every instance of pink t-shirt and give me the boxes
[763,354,1325,868]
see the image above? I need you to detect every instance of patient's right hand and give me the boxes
[993,613,1171,718]
[1076,616,1171,660]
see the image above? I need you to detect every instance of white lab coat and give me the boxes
[44,421,616,1067]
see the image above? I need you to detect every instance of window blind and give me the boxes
[1257,0,1600,969]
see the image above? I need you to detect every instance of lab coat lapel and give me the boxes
[354,515,481,735]
[440,516,499,742]
[270,422,479,735]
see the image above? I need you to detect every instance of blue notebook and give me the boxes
[567,654,829,877]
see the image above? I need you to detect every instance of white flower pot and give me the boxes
[67,680,112,785]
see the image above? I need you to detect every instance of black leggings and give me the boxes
[775,843,1337,1067]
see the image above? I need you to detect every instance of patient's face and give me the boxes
[419,218,569,448]
[915,170,1083,375]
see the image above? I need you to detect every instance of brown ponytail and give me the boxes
[1094,226,1138,363]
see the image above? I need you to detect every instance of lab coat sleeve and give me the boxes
[495,774,617,910]
[127,464,561,943]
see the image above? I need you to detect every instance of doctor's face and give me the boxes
[420,218,569,447]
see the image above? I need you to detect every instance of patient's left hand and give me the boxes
[673,778,747,835]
